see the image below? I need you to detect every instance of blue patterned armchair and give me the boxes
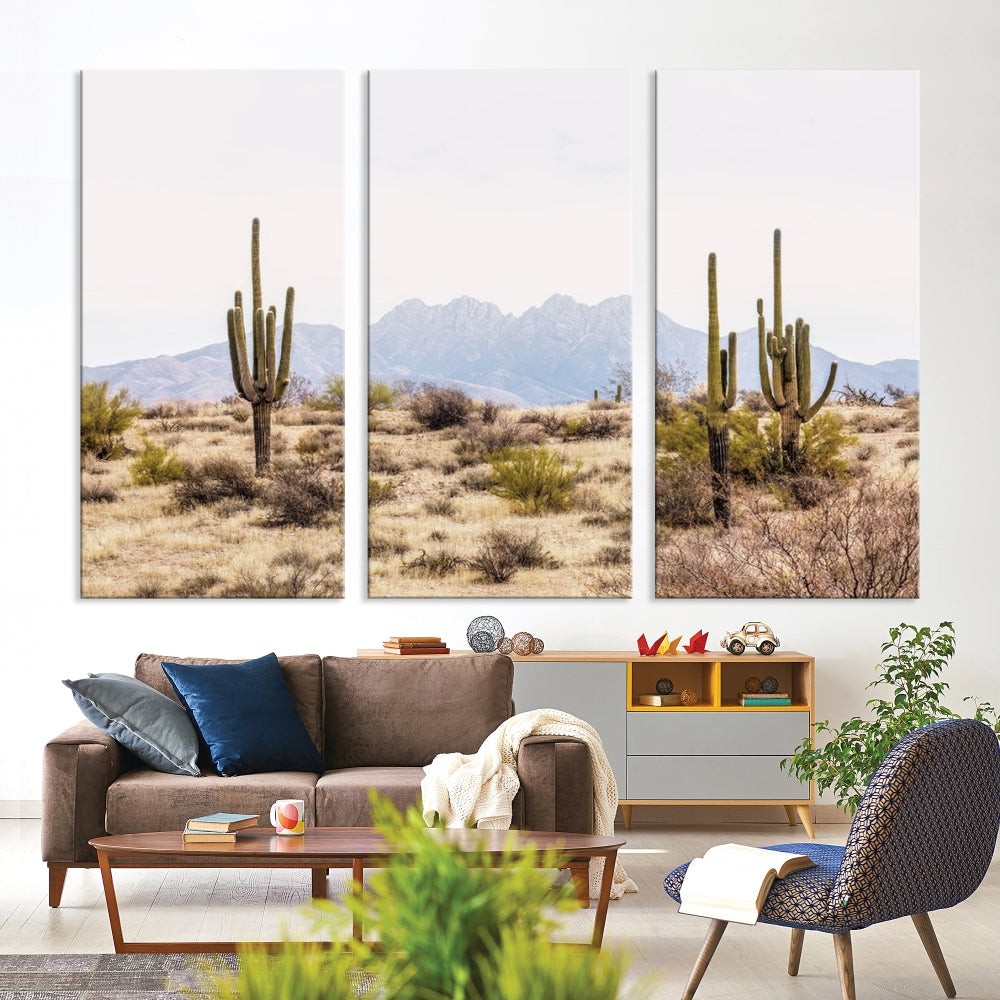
[664,718,1000,1000]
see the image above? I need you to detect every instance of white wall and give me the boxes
[2,0,998,810]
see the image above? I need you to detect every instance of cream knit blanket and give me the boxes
[420,708,637,900]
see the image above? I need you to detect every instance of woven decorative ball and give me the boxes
[531,636,545,654]
[745,676,762,693]
[761,675,780,694]
[466,616,505,653]
[680,688,698,706]
[498,637,514,655]
[511,631,534,656]
[655,677,674,695]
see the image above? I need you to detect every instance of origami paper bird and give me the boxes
[683,629,709,655]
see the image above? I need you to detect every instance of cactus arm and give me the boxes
[227,296,256,402]
[250,217,262,316]
[724,330,738,409]
[252,307,267,394]
[795,318,812,410]
[274,286,295,400]
[757,299,784,410]
[265,305,277,398]
[801,358,839,422]
[772,228,783,357]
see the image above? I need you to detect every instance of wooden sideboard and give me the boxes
[357,648,815,836]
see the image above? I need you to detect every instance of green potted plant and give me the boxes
[197,793,640,1000]
[782,621,999,815]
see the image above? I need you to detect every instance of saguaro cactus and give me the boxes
[226,218,295,476]
[706,253,738,527]
[756,229,837,472]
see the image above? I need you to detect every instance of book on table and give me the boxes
[387,636,443,644]
[182,822,238,844]
[678,843,816,925]
[739,692,791,706]
[185,812,259,833]
[382,646,451,655]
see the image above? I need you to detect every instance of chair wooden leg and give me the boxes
[832,931,856,1000]
[911,912,957,998]
[788,927,805,976]
[681,919,728,1000]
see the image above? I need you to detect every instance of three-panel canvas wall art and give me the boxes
[81,69,919,600]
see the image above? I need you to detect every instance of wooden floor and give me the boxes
[2,817,999,998]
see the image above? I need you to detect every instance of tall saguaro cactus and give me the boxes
[756,228,837,472]
[706,252,738,527]
[226,218,295,476]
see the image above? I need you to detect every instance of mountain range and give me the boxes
[82,294,917,408]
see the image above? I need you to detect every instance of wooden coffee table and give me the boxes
[89,827,625,954]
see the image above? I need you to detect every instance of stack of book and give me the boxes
[381,636,450,655]
[182,811,259,844]
[738,691,791,706]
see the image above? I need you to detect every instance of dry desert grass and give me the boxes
[81,403,344,598]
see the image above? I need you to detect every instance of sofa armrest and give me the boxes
[42,720,129,866]
[513,735,594,834]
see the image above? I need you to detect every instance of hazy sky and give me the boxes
[83,70,344,367]
[657,70,919,364]
[369,70,631,321]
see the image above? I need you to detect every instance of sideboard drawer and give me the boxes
[627,711,809,757]
[627,754,808,800]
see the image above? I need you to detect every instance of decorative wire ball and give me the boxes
[511,631,534,656]
[745,676,762,693]
[680,688,698,706]
[498,637,514,655]
[531,636,545,654]
[655,677,674,695]
[466,616,505,653]
[761,675,780,694]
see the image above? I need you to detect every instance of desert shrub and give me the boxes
[587,396,618,411]
[369,445,403,474]
[486,446,581,515]
[459,466,493,492]
[314,373,346,412]
[264,466,343,527]
[273,372,316,410]
[368,380,396,413]
[172,457,259,510]
[129,440,185,486]
[457,414,540,463]
[230,407,250,423]
[368,477,398,507]
[402,546,464,577]
[798,411,856,478]
[223,547,343,598]
[535,410,567,436]
[480,399,500,424]
[468,526,557,583]
[595,541,630,566]
[560,413,617,440]
[585,566,631,598]
[739,389,769,414]
[424,497,456,518]
[172,573,222,598]
[655,458,714,528]
[81,381,143,459]
[409,384,472,430]
[81,478,118,503]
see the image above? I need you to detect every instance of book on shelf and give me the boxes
[387,636,442,643]
[183,822,238,844]
[637,693,682,706]
[185,812,259,833]
[382,644,451,655]
[678,843,816,925]
[383,640,448,649]
[738,692,791,706]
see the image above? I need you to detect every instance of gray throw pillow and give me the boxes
[63,672,201,776]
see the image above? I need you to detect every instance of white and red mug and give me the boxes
[270,798,306,835]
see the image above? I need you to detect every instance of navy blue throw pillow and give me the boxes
[161,653,326,777]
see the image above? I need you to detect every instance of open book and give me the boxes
[678,843,816,925]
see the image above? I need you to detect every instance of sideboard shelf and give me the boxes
[357,648,815,835]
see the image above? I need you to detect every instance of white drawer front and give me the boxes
[626,754,809,800]
[627,711,809,757]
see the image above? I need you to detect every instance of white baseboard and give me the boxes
[0,800,41,819]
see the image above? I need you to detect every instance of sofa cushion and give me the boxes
[106,768,318,834]
[316,767,425,825]
[322,653,513,767]
[134,652,324,751]
[62,673,200,776]
[162,653,327,777]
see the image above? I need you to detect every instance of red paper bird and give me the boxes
[683,629,709,654]
[637,631,669,656]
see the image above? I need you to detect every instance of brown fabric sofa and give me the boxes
[42,652,594,906]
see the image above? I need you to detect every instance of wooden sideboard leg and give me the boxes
[48,863,69,908]
[783,805,797,826]
[620,803,632,829]
[794,805,815,839]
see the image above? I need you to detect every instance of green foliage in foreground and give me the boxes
[782,622,1000,815]
[81,381,143,459]
[487,446,581,515]
[195,793,633,1000]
